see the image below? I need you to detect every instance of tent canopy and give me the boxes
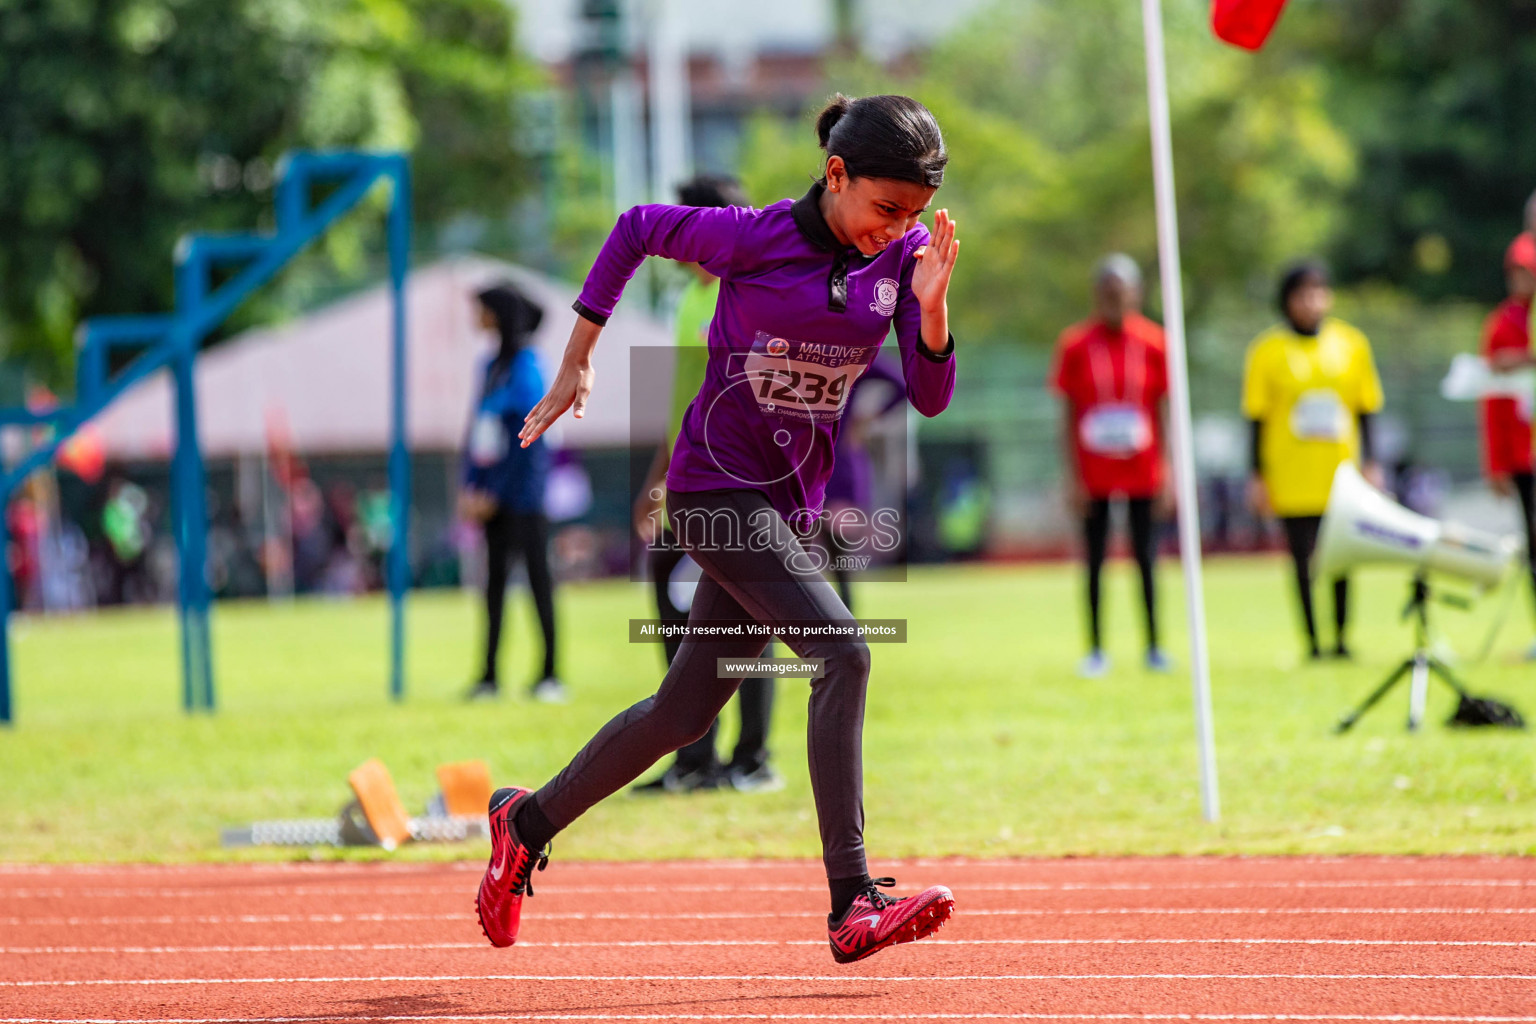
[90,256,672,459]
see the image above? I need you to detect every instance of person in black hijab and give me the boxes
[461,281,562,701]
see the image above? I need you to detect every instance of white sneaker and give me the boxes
[1145,649,1174,673]
[1077,650,1110,679]
[529,677,569,704]
[727,763,785,793]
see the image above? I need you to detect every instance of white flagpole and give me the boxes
[1139,0,1220,821]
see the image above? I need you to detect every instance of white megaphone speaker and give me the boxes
[1314,463,1517,590]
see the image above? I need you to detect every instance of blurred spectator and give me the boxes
[100,478,153,604]
[1050,255,1171,678]
[459,281,562,703]
[289,477,330,593]
[1477,232,1536,654]
[820,355,906,611]
[1243,261,1383,661]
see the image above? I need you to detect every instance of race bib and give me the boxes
[1079,403,1152,458]
[740,332,870,422]
[469,412,507,466]
[1290,389,1347,442]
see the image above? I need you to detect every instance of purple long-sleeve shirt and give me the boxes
[575,183,956,520]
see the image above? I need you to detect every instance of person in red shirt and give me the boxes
[1050,255,1171,678]
[1481,232,1536,648]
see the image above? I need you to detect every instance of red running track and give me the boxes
[3,856,1536,1022]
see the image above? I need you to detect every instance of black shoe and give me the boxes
[1331,643,1353,661]
[465,680,500,701]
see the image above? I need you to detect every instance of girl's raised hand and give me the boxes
[911,208,960,312]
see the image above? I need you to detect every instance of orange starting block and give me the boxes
[436,759,494,817]
[221,759,494,848]
[345,758,413,850]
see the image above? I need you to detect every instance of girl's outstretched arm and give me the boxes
[520,203,745,446]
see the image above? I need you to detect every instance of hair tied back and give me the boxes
[816,93,852,150]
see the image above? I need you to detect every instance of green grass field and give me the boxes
[2,557,1534,863]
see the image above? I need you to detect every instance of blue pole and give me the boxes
[173,253,215,714]
[171,348,198,714]
[179,349,214,713]
[0,505,12,725]
[386,157,412,702]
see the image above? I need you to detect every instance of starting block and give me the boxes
[430,759,494,818]
[221,758,494,848]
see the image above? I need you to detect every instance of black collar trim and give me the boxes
[791,183,872,313]
[790,182,844,253]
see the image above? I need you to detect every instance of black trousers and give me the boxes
[650,535,775,775]
[1082,496,1159,652]
[482,509,557,684]
[536,488,870,880]
[1513,472,1536,620]
[1280,514,1348,654]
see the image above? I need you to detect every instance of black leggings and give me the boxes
[1083,497,1159,652]
[534,488,870,880]
[1513,472,1536,620]
[650,536,775,775]
[482,509,557,683]
[1280,515,1348,654]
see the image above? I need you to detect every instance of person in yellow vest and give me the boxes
[1243,261,1384,660]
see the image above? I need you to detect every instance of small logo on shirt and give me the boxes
[870,278,899,317]
[765,336,790,356]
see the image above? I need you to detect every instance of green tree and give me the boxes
[0,0,537,386]
[1287,0,1536,301]
[736,0,1356,346]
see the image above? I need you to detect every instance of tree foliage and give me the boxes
[738,0,1357,347]
[0,0,537,385]
[1286,0,1536,301]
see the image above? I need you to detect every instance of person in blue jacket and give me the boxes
[460,281,563,703]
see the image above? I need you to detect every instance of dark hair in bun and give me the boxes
[814,93,947,189]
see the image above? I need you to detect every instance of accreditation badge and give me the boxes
[1289,389,1347,442]
[1079,403,1153,459]
[468,412,508,466]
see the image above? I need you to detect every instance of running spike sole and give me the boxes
[474,888,511,948]
[830,889,956,964]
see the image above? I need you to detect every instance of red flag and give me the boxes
[1212,0,1290,50]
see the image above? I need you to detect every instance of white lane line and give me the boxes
[10,907,1536,926]
[0,913,465,925]
[7,973,1536,988]
[0,854,1528,875]
[9,879,1536,899]
[8,938,1536,954]
[3,1016,1536,1024]
[0,1013,1529,1019]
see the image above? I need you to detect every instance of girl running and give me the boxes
[475,93,961,965]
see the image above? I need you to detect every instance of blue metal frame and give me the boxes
[0,151,412,724]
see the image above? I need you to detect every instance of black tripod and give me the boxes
[1335,573,1473,733]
